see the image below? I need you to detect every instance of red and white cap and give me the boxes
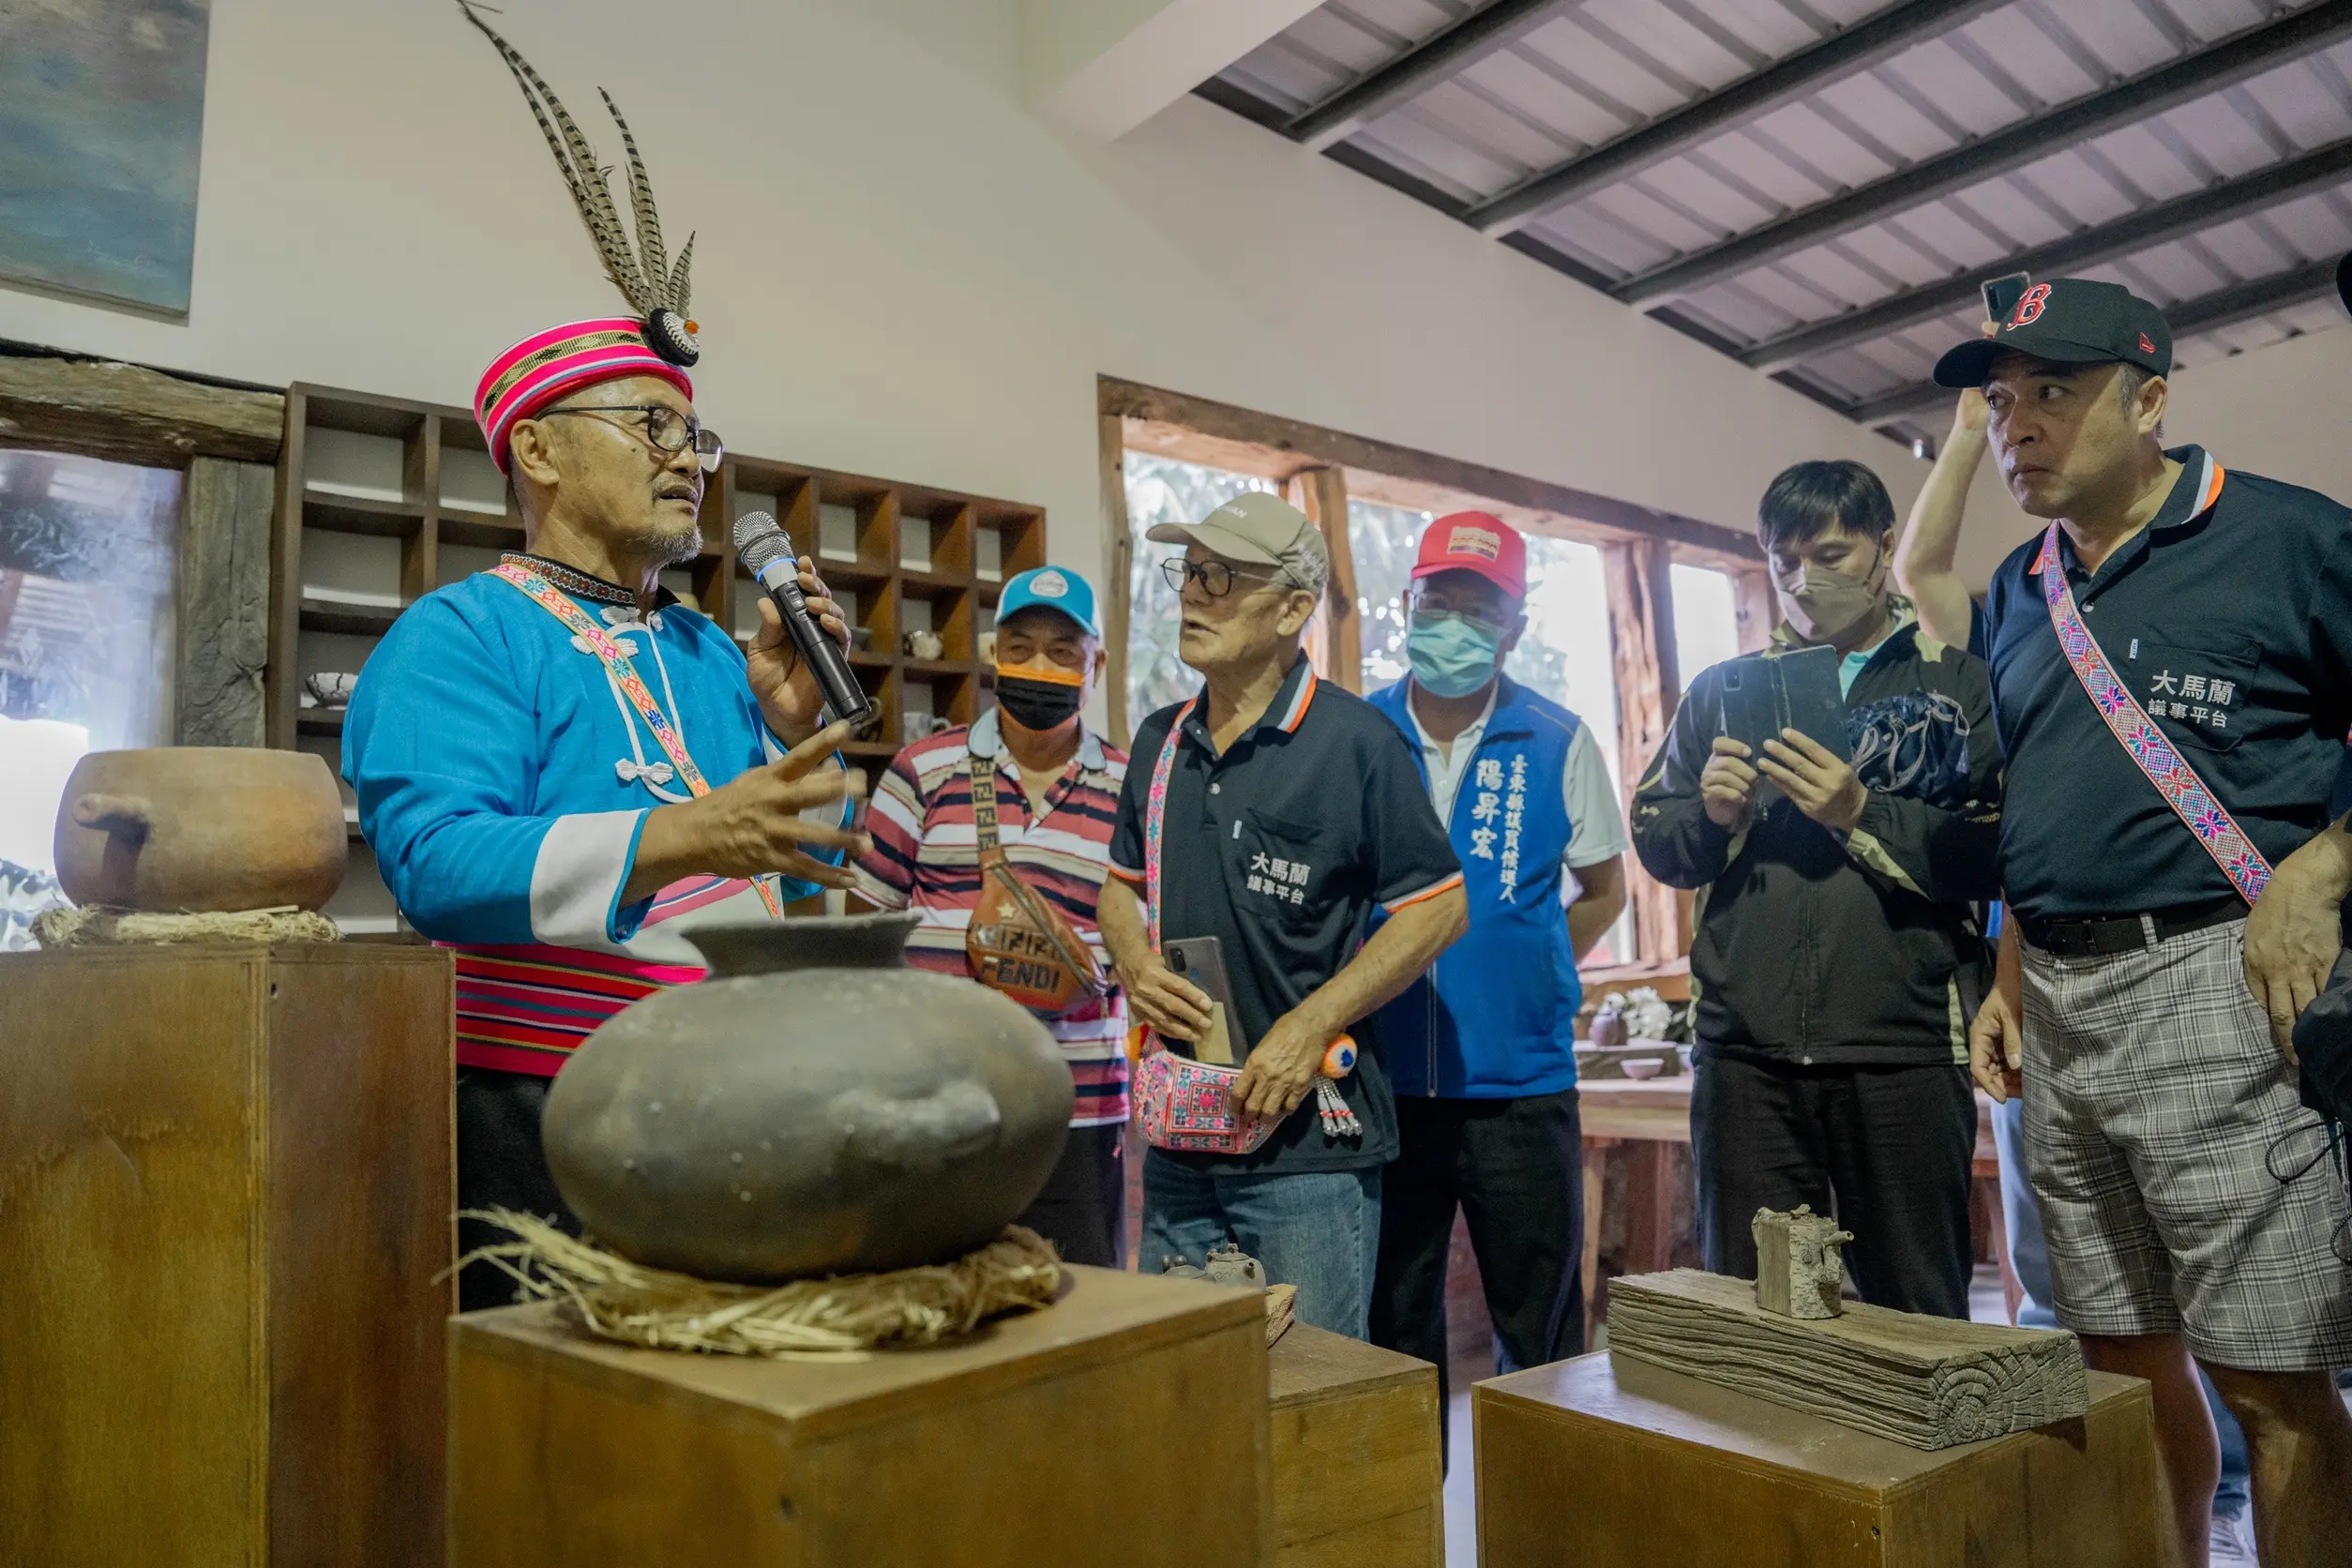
[1412,510,1526,599]
[475,317,695,474]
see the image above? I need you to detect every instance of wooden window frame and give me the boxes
[1098,375,1775,969]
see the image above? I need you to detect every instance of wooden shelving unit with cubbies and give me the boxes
[269,383,1048,935]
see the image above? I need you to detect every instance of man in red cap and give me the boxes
[1364,511,1629,1420]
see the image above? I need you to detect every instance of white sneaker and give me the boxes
[2208,1510,2257,1565]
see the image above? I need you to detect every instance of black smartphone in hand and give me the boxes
[1163,937,1244,1066]
[1983,272,2030,325]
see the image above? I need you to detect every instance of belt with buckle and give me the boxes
[2016,895,2246,958]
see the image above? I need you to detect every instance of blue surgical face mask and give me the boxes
[1408,611,1503,700]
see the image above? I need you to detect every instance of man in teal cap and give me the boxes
[853,566,1134,1264]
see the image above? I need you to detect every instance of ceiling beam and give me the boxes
[1287,0,1570,153]
[1619,0,2352,308]
[1023,0,1326,140]
[1847,258,2344,427]
[1468,0,2008,238]
[1744,137,2352,373]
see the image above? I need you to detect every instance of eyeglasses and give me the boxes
[538,404,724,473]
[1160,557,1288,597]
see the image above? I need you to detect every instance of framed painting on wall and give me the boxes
[0,0,212,316]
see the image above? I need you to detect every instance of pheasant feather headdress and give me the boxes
[460,3,705,470]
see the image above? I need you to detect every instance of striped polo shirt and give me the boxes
[852,709,1131,1126]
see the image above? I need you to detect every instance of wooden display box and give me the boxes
[0,943,456,1567]
[1267,1325,1441,1568]
[1475,1352,2164,1568]
[451,1267,1272,1567]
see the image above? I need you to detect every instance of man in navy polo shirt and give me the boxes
[1953,279,2352,1566]
[1100,493,1468,1338]
[1362,511,1628,1413]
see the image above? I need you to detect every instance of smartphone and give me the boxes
[1983,271,2030,325]
[1772,643,1851,762]
[1163,936,1244,1066]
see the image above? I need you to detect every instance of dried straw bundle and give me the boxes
[33,906,340,947]
[460,1208,1063,1358]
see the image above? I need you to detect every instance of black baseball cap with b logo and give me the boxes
[1932,278,2173,388]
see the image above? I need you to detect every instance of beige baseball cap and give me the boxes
[1146,492,1330,591]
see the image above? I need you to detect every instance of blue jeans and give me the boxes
[1994,1095,2250,1518]
[1140,1150,1381,1337]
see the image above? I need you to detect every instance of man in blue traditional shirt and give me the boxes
[345,319,867,1307]
[1364,511,1629,1418]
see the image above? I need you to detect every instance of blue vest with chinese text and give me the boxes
[1366,677,1583,1098]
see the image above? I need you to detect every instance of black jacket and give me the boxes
[1631,619,2002,1067]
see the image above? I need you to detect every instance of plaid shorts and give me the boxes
[2021,916,2352,1370]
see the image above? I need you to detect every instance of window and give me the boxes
[1669,563,1743,689]
[0,448,180,949]
[1120,453,1275,722]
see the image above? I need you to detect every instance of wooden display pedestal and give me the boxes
[0,943,456,1567]
[1475,1351,2164,1568]
[1268,1325,1442,1568]
[451,1266,1273,1567]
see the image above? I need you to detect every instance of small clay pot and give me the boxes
[53,747,348,912]
[543,912,1074,1282]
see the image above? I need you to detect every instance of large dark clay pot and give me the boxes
[541,912,1074,1282]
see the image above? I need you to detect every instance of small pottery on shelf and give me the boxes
[301,671,359,709]
[52,748,348,912]
[541,912,1074,1282]
[902,629,943,661]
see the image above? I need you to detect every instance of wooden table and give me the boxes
[1267,1325,1441,1568]
[451,1268,1273,1567]
[1475,1351,2164,1568]
[1578,1078,2011,1334]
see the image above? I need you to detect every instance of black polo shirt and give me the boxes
[1983,445,2352,923]
[1108,658,1462,1172]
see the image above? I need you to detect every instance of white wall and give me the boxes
[1,0,1940,602]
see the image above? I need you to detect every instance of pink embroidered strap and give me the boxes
[2034,489,2269,904]
[1140,696,1198,951]
[490,563,785,920]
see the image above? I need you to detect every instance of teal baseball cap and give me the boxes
[995,565,1100,638]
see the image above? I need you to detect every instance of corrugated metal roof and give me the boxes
[1202,0,2352,441]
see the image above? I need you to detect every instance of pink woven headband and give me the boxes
[474,317,695,473]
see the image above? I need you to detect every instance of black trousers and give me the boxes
[1690,1051,1976,1319]
[455,1066,581,1312]
[1016,1123,1126,1269]
[1370,1090,1586,1427]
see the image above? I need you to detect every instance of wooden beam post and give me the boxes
[1733,567,1778,654]
[1290,466,1359,693]
[1099,415,1134,746]
[0,355,281,468]
[176,458,277,747]
[1604,538,1682,964]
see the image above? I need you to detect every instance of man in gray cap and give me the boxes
[1100,493,1468,1337]
[1951,278,2352,1566]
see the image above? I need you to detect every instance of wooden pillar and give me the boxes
[1732,567,1778,654]
[1290,466,1360,694]
[1603,538,1682,964]
[1099,415,1135,746]
[175,457,277,747]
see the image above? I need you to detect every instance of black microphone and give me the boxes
[731,510,876,729]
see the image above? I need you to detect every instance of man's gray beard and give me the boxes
[629,516,706,570]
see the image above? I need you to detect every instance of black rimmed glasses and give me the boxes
[1160,557,1286,597]
[1407,588,1511,635]
[539,404,724,473]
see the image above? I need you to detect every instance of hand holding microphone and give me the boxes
[733,511,877,737]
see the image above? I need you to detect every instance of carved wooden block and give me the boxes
[1751,1205,1850,1319]
[1606,1269,2087,1451]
